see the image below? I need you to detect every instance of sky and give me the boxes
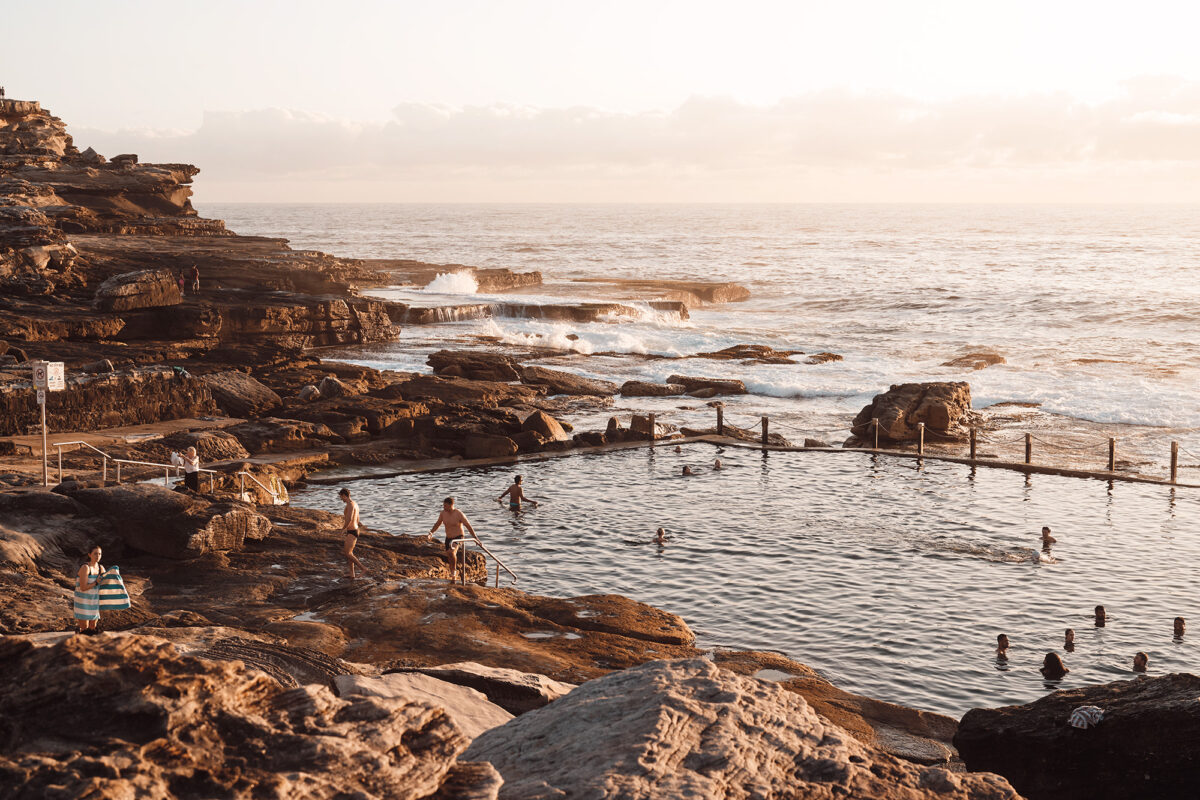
[5,0,1200,202]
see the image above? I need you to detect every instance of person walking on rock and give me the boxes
[339,488,367,579]
[73,544,104,634]
[497,474,539,510]
[430,496,478,580]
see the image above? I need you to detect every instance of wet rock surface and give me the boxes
[519,364,618,396]
[466,658,1020,800]
[955,673,1200,800]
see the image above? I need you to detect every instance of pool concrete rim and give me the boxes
[304,435,1200,490]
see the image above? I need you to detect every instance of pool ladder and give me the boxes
[450,536,518,587]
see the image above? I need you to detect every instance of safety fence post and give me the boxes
[1024,433,1032,465]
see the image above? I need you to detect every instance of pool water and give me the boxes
[297,445,1200,717]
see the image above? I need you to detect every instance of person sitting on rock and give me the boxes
[1064,628,1075,652]
[1133,652,1149,672]
[339,488,367,579]
[497,474,539,510]
[1174,617,1186,638]
[1040,652,1069,680]
[995,634,1009,658]
[73,544,104,635]
[430,496,477,580]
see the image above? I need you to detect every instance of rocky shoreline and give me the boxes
[1,97,1193,798]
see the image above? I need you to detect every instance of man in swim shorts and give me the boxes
[339,488,367,579]
[497,475,539,510]
[430,496,478,579]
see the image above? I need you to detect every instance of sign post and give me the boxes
[31,361,65,486]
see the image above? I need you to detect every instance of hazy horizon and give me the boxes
[7,0,1200,203]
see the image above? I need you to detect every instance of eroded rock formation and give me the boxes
[849,381,977,444]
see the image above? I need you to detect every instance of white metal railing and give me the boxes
[450,535,518,587]
[48,440,287,502]
[237,470,285,505]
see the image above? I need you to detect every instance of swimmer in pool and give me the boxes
[996,633,1009,659]
[1095,605,1107,627]
[674,445,682,453]
[497,474,539,510]
[1040,652,1069,680]
[1133,651,1149,672]
[1064,628,1075,652]
[655,527,668,545]
[682,466,695,476]
[1041,526,1056,552]
[1174,617,1186,638]
[713,458,723,470]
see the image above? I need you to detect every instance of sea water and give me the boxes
[199,203,1200,474]
[297,443,1200,717]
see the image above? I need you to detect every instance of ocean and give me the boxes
[199,203,1200,473]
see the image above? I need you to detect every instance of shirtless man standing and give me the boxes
[339,488,367,579]
[497,475,539,510]
[430,496,478,580]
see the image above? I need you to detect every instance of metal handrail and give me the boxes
[450,535,518,587]
[237,470,284,504]
[53,440,218,493]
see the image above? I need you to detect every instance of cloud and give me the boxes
[70,78,1200,201]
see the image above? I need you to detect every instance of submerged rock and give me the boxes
[955,673,1200,800]
[942,352,1006,371]
[466,658,1020,800]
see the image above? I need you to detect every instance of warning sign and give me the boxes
[31,361,65,391]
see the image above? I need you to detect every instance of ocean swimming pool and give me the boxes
[297,445,1200,717]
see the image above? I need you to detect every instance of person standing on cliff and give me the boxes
[178,270,187,297]
[190,264,200,293]
[339,488,368,579]
[430,497,478,580]
[497,475,539,510]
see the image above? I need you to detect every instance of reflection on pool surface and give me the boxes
[297,445,1200,717]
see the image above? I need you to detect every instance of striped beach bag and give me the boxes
[97,566,132,610]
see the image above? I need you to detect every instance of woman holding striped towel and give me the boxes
[73,544,104,634]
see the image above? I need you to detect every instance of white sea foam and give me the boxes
[423,271,479,294]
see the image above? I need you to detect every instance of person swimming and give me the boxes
[1064,628,1075,652]
[713,458,723,470]
[682,466,695,476]
[674,445,682,454]
[1174,617,1186,638]
[1133,651,1149,672]
[1041,526,1056,551]
[497,474,539,510]
[1095,605,1107,627]
[996,633,1009,658]
[654,527,668,545]
[1040,652,1069,679]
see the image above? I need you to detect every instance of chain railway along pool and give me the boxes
[296,442,1200,717]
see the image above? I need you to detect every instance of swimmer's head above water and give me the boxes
[682,466,694,476]
[1040,652,1069,679]
[1175,616,1186,637]
[1133,651,1149,672]
[713,459,723,470]
[655,527,667,543]
[1041,526,1056,544]
[996,634,1009,654]
[1095,605,1106,626]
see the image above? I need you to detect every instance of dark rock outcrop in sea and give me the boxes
[849,381,977,445]
[955,673,1200,800]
